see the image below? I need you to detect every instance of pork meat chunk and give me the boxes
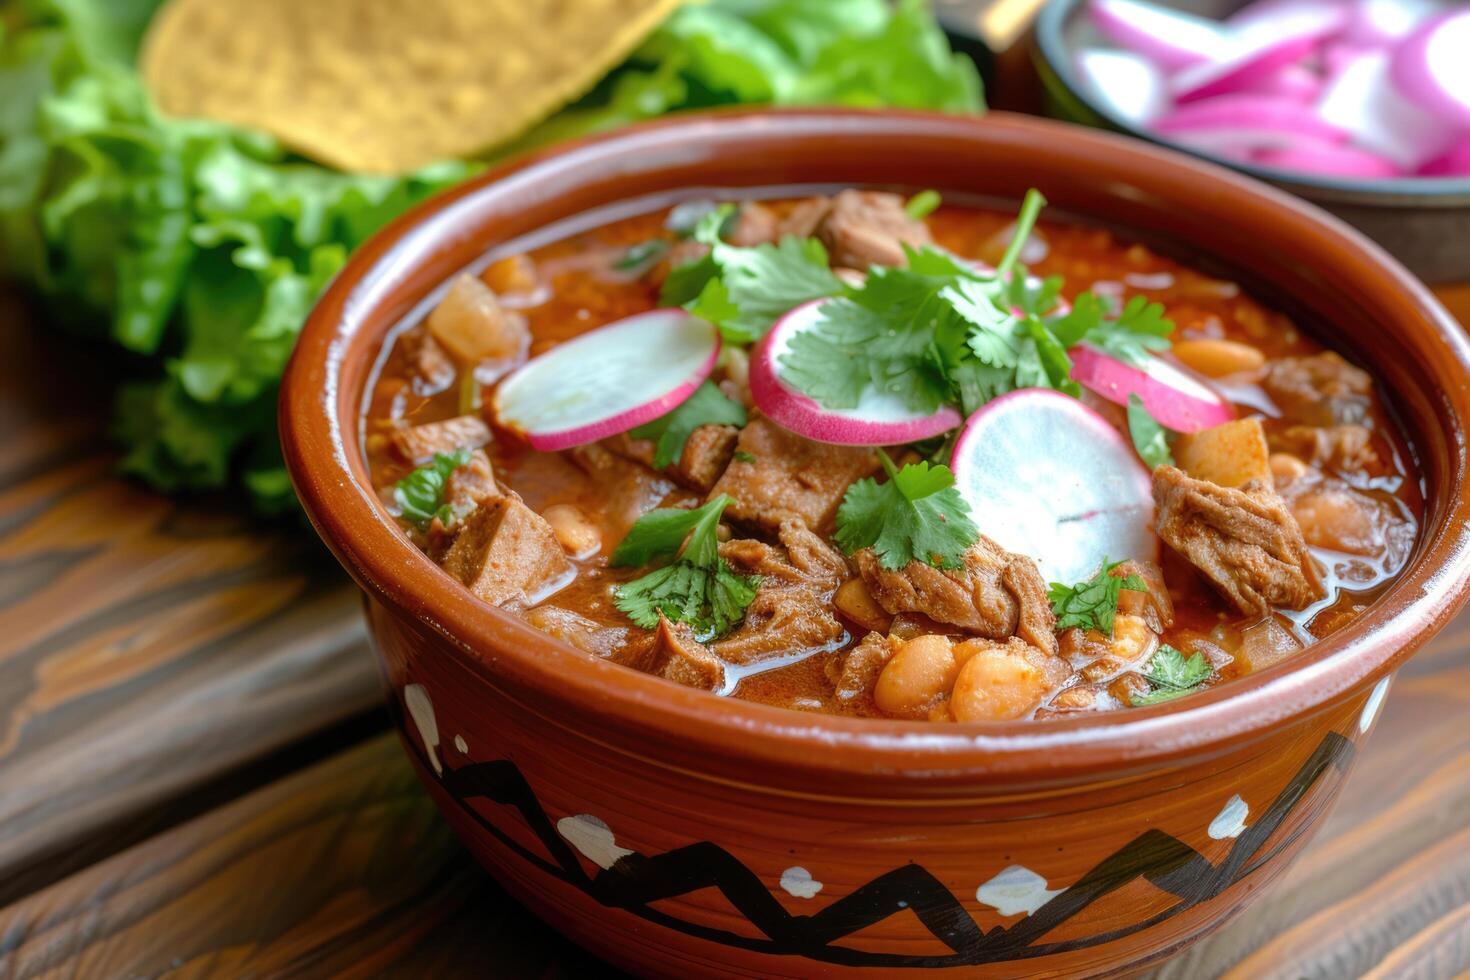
[1262,352,1372,426]
[825,631,895,707]
[1153,465,1325,615]
[712,581,847,666]
[441,494,571,608]
[719,519,849,591]
[425,449,502,560]
[651,614,726,691]
[856,537,1058,655]
[389,414,491,464]
[709,415,879,533]
[777,190,933,269]
[605,423,739,492]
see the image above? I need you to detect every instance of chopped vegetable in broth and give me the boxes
[363,190,1422,722]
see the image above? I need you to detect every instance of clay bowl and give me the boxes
[280,109,1470,977]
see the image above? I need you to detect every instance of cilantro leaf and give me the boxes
[609,495,727,568]
[781,260,966,413]
[612,494,761,638]
[1089,295,1174,367]
[393,450,472,529]
[630,380,747,468]
[615,562,761,637]
[669,205,844,343]
[835,450,979,570]
[1047,558,1149,635]
[1127,394,1174,469]
[1134,645,1213,706]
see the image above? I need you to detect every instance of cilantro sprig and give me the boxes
[612,495,761,639]
[630,381,747,468]
[1048,558,1149,636]
[1126,393,1174,469]
[1134,645,1213,706]
[393,449,471,530]
[776,189,1175,417]
[663,205,844,343]
[835,450,979,571]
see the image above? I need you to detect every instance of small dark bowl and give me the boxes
[1035,0,1470,284]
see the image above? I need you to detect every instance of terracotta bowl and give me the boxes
[280,109,1470,977]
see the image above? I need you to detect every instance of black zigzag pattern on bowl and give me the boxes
[426,730,1352,967]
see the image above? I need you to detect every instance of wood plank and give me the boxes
[0,298,382,902]
[2,613,1466,978]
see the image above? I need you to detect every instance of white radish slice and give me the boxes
[1319,50,1452,169]
[1254,141,1402,177]
[1348,0,1446,45]
[1392,10,1470,128]
[1074,48,1170,126]
[751,301,962,446]
[1173,5,1346,103]
[1420,137,1470,176]
[1154,95,1349,147]
[950,389,1156,585]
[1087,0,1227,71]
[1071,344,1234,432]
[493,309,719,451]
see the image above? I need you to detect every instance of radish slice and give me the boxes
[751,301,962,446]
[1392,10,1470,128]
[493,309,719,451]
[1319,50,1452,169]
[1420,137,1470,176]
[1173,5,1346,103]
[1154,94,1349,146]
[1071,345,1234,432]
[1254,141,1403,177]
[950,389,1156,585]
[1087,0,1227,71]
[1074,48,1169,126]
[1349,0,1446,45]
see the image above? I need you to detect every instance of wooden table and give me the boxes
[0,276,1467,978]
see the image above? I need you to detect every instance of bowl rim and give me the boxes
[281,107,1470,788]
[1033,0,1470,202]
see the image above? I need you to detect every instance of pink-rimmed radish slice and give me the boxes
[1074,48,1169,126]
[1349,0,1446,45]
[1154,94,1349,148]
[492,309,719,451]
[1420,137,1470,176]
[1393,10,1470,128]
[750,301,962,446]
[1253,140,1403,177]
[1071,345,1234,432]
[1087,0,1227,70]
[950,389,1156,585]
[1319,50,1453,169]
[1173,5,1346,103]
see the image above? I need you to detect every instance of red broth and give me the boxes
[363,195,1421,720]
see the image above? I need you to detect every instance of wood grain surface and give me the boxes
[0,257,1465,975]
[0,294,380,903]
